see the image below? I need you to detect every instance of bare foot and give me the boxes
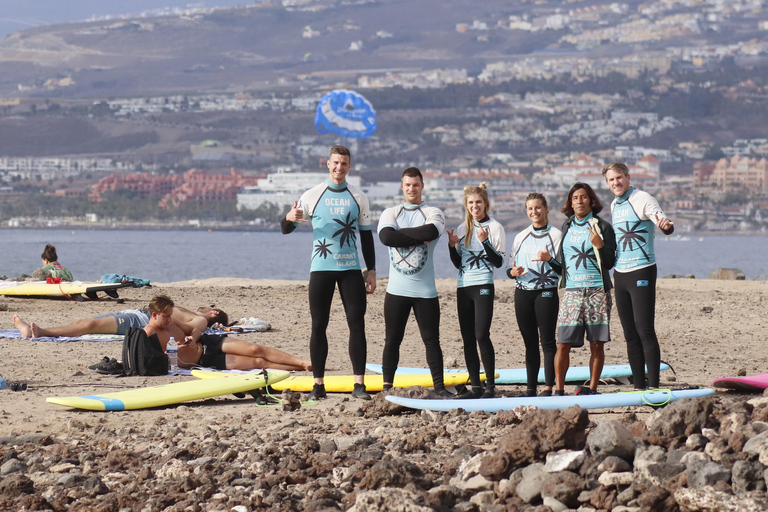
[303,360,313,372]
[29,322,40,339]
[13,314,33,338]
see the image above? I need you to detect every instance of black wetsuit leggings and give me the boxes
[457,284,496,388]
[308,270,367,379]
[381,293,444,390]
[614,265,661,388]
[514,287,559,390]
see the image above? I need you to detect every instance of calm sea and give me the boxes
[1,229,767,283]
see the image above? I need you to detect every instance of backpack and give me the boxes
[121,327,169,376]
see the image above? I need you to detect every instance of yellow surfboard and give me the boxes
[0,280,136,301]
[47,370,290,411]
[191,369,491,393]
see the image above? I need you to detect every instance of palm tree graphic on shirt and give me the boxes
[569,241,597,271]
[465,250,491,272]
[313,238,333,259]
[526,263,558,289]
[617,221,650,261]
[332,212,356,248]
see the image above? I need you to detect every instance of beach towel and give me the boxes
[0,330,123,342]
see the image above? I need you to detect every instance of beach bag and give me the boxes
[121,327,168,376]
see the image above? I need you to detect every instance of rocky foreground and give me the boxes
[0,389,766,512]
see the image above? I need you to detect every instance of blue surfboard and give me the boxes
[385,388,714,412]
[365,363,670,385]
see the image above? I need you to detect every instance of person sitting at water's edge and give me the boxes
[13,302,228,339]
[33,244,74,282]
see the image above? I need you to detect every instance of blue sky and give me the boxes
[0,1,252,39]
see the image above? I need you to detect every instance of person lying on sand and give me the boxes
[12,303,228,339]
[142,295,312,372]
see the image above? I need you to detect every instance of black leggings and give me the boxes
[308,270,367,379]
[457,284,495,388]
[614,265,661,388]
[381,293,444,390]
[515,287,559,389]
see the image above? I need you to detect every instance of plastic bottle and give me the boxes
[0,377,6,390]
[167,337,179,373]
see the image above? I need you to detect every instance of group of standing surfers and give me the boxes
[283,145,674,400]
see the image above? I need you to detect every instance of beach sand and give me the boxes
[0,277,765,434]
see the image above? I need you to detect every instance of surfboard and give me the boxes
[191,369,487,393]
[385,388,715,412]
[713,373,768,391]
[365,363,670,385]
[46,370,290,411]
[0,280,136,301]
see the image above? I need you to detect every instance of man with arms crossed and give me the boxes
[603,162,674,390]
[378,167,452,398]
[281,145,376,400]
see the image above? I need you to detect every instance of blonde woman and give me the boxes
[447,183,506,398]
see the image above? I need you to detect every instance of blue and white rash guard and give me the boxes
[295,180,371,272]
[508,224,562,290]
[611,187,668,273]
[563,213,603,289]
[378,202,445,298]
[453,217,506,288]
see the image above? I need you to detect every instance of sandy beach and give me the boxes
[0,277,766,510]
[0,277,765,432]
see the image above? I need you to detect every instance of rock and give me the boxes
[545,450,585,472]
[597,471,634,487]
[469,490,495,506]
[0,458,27,476]
[0,473,35,497]
[481,407,589,480]
[675,487,768,511]
[542,496,568,512]
[743,430,768,465]
[450,453,494,492]
[586,420,636,462]
[360,460,427,490]
[732,460,767,493]
[353,487,432,512]
[709,268,746,280]
[597,455,632,473]
[685,459,731,489]
[515,462,546,503]
[540,471,584,508]
[644,396,718,440]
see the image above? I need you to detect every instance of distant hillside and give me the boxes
[0,0,561,98]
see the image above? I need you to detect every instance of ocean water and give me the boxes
[1,229,767,283]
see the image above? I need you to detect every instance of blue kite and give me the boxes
[315,89,377,139]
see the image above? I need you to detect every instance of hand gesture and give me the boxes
[532,249,551,263]
[447,228,460,248]
[508,261,527,277]
[476,226,489,243]
[655,214,674,231]
[285,201,305,223]
[588,222,604,249]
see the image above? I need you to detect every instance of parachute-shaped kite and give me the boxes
[315,89,377,139]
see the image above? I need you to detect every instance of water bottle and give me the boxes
[0,377,6,390]
[167,337,179,373]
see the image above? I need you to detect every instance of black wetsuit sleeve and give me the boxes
[399,224,440,242]
[449,245,462,269]
[483,240,504,268]
[360,230,376,270]
[280,217,297,235]
[379,227,422,248]
[598,219,616,271]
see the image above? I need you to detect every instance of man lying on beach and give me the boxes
[144,295,312,372]
[12,303,228,339]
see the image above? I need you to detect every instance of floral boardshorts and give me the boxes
[556,287,611,347]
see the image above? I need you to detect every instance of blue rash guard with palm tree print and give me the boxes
[611,187,668,273]
[562,212,603,289]
[508,224,562,291]
[295,180,371,272]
